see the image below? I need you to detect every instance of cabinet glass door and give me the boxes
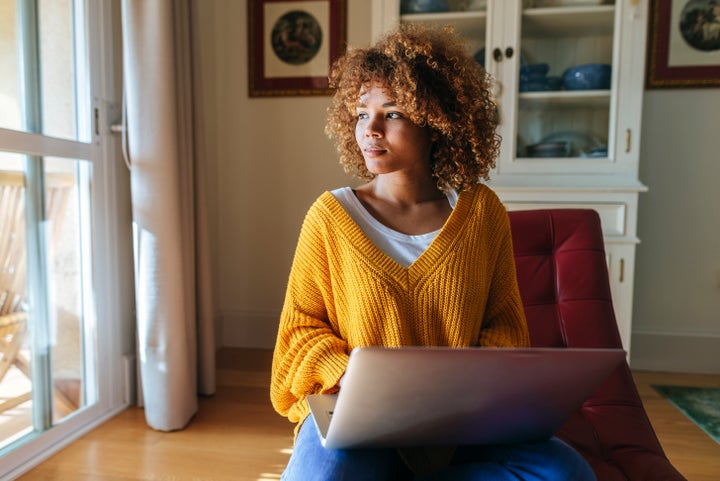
[511,0,617,171]
[396,0,634,177]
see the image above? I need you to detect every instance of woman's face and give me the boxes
[354,83,433,177]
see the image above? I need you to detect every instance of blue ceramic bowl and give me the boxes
[473,48,486,67]
[400,0,449,14]
[520,63,550,77]
[519,80,550,92]
[562,64,611,90]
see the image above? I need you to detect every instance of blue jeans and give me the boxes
[281,416,597,481]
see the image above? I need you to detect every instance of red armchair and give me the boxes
[508,209,685,481]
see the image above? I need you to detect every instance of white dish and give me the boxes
[539,131,603,157]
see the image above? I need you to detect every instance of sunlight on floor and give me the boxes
[256,447,293,480]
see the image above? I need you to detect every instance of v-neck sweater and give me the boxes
[270,183,529,427]
[330,186,459,268]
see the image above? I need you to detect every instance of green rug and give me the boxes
[653,385,720,444]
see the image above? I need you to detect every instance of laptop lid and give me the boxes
[307,346,625,449]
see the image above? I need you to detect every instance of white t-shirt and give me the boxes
[331,187,458,268]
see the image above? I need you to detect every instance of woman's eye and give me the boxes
[387,112,403,119]
[357,112,368,120]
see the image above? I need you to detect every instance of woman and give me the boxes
[270,24,596,481]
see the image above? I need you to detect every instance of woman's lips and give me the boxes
[363,146,386,157]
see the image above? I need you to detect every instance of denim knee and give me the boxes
[438,437,596,481]
[281,416,411,481]
[537,438,596,481]
[483,437,596,481]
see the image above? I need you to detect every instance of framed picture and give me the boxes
[248,0,347,97]
[646,0,720,88]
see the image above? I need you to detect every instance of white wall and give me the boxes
[631,89,720,374]
[194,0,370,348]
[195,2,720,374]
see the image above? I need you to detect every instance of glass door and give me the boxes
[510,0,617,173]
[388,0,644,179]
[0,0,97,452]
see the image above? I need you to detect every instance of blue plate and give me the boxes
[562,64,611,90]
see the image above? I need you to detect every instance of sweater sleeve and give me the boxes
[478,198,530,348]
[270,203,350,426]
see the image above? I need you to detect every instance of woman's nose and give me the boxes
[365,117,383,137]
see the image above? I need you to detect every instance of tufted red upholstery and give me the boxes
[508,209,685,481]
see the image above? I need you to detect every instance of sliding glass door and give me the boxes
[0,0,131,475]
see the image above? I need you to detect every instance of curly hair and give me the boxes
[325,23,500,192]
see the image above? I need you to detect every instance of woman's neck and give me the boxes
[353,176,451,235]
[359,175,445,207]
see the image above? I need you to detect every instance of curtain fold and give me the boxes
[121,0,215,431]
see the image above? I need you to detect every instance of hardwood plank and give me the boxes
[632,371,720,481]
[15,350,720,480]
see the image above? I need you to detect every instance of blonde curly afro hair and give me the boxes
[325,23,500,192]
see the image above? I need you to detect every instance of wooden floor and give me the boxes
[16,348,720,481]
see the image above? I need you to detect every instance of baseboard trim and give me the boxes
[630,330,720,374]
[220,309,278,349]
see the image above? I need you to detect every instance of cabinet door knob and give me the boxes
[505,47,514,59]
[493,48,503,62]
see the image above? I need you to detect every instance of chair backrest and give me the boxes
[508,209,623,350]
[0,173,27,318]
[0,170,73,317]
[508,209,686,480]
[0,170,73,377]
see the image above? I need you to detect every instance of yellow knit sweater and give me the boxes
[270,183,529,428]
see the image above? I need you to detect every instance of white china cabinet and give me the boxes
[370,0,649,356]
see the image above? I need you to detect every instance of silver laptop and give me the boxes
[307,346,625,449]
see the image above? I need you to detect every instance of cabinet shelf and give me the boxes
[519,89,610,109]
[400,7,615,47]
[400,11,487,40]
[522,6,615,37]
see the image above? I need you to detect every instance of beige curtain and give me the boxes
[120,0,215,431]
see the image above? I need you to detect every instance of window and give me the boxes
[0,0,131,476]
